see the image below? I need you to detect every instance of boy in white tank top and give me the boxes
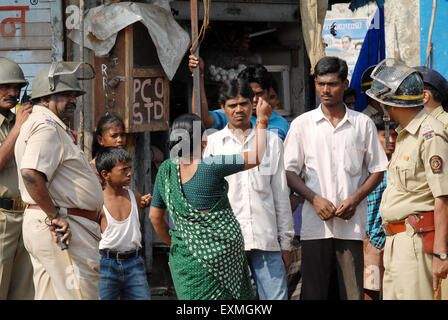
[95,147,152,300]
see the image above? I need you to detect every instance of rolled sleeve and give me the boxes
[19,124,62,181]
[423,134,448,198]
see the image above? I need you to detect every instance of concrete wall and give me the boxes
[384,0,420,66]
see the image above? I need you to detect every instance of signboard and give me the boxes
[93,24,169,133]
[131,68,169,132]
[322,18,369,81]
[0,0,63,93]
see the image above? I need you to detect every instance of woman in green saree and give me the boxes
[149,82,271,300]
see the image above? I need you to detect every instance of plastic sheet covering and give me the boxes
[300,0,328,75]
[68,1,190,80]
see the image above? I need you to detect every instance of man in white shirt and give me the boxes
[204,78,294,300]
[284,56,388,300]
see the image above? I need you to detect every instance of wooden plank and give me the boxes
[190,0,201,116]
[92,28,128,132]
[133,68,166,78]
[125,24,133,132]
[0,8,51,23]
[0,36,52,50]
[170,1,299,22]
[0,50,51,63]
[130,73,170,133]
[0,0,52,8]
[0,22,52,37]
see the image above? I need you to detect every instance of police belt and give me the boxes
[27,204,100,224]
[382,211,435,253]
[0,197,25,211]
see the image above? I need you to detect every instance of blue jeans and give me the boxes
[99,254,151,300]
[246,250,288,300]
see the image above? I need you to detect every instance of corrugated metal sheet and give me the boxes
[0,0,63,93]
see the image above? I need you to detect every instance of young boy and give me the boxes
[363,112,398,300]
[95,147,152,300]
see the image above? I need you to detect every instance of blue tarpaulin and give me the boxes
[349,7,385,112]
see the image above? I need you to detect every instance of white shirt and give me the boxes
[283,105,388,241]
[204,125,294,251]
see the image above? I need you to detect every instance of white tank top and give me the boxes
[99,189,142,251]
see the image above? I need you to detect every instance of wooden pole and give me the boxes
[79,0,85,150]
[425,0,437,68]
[62,249,83,300]
[190,0,201,117]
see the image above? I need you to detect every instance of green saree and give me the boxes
[156,158,255,300]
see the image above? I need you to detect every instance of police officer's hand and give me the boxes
[14,103,32,128]
[49,216,71,246]
[188,54,204,75]
[433,257,448,292]
[312,195,336,220]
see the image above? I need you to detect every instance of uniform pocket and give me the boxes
[393,160,421,192]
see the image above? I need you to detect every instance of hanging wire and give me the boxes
[190,0,210,55]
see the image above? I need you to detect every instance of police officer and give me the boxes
[413,66,448,126]
[366,59,448,299]
[14,62,103,300]
[0,57,34,299]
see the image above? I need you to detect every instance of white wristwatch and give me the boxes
[433,253,448,260]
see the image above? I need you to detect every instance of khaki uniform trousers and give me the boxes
[0,209,34,299]
[383,221,433,300]
[23,207,101,300]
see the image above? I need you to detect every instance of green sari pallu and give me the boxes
[156,159,255,300]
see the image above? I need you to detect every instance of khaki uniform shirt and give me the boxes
[0,111,20,198]
[362,104,380,118]
[431,105,448,127]
[15,105,103,212]
[380,108,448,222]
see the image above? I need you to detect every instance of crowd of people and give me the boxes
[1,53,448,301]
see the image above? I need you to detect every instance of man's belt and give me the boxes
[382,221,406,236]
[27,204,100,224]
[0,197,25,211]
[382,212,435,254]
[99,248,142,261]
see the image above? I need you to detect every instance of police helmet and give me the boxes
[366,59,424,108]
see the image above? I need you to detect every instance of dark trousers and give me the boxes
[301,238,364,300]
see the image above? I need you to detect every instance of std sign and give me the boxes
[130,69,169,132]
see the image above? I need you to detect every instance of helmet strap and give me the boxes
[383,106,391,149]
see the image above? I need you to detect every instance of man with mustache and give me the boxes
[189,55,290,141]
[0,57,33,299]
[14,63,103,299]
[284,56,388,299]
[204,79,294,300]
